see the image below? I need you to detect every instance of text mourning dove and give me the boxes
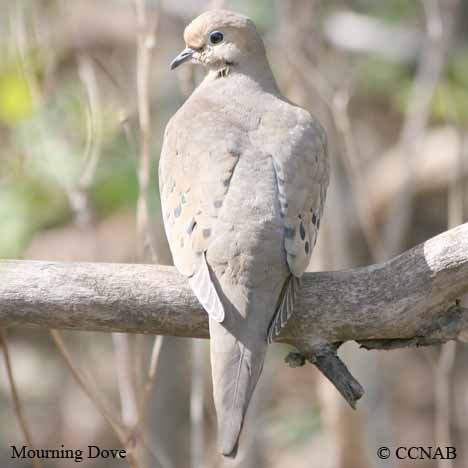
[159,10,329,457]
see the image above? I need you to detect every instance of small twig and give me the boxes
[330,83,386,260]
[287,342,364,409]
[77,54,103,192]
[113,333,139,429]
[140,430,175,468]
[0,330,43,468]
[128,336,165,468]
[134,334,146,400]
[113,333,141,467]
[88,55,140,162]
[190,339,205,468]
[135,0,159,262]
[65,53,102,231]
[49,331,126,441]
[124,334,164,466]
[50,331,141,468]
[137,335,164,423]
[434,341,456,468]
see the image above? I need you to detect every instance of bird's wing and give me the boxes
[260,109,329,342]
[159,113,241,323]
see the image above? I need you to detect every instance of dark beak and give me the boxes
[170,47,195,70]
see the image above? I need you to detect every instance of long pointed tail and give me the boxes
[209,319,267,458]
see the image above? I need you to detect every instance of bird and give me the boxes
[159,9,329,458]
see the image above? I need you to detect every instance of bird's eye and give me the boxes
[209,31,224,45]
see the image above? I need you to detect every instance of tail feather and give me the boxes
[209,320,266,458]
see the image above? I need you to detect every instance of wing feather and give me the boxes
[159,114,240,323]
[189,253,225,322]
[267,111,329,340]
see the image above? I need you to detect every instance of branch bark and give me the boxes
[2,224,468,407]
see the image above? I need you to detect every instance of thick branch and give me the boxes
[1,224,468,407]
[2,223,468,343]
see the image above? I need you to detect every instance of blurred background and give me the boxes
[1,0,468,467]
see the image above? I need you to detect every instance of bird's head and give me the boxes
[170,10,265,75]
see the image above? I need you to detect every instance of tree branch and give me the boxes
[2,224,468,408]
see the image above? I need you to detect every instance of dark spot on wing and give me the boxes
[203,228,211,239]
[300,222,306,240]
[186,218,197,234]
[305,241,310,254]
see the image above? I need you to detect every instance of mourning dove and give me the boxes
[159,10,329,457]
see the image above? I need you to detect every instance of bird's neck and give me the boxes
[204,55,278,94]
